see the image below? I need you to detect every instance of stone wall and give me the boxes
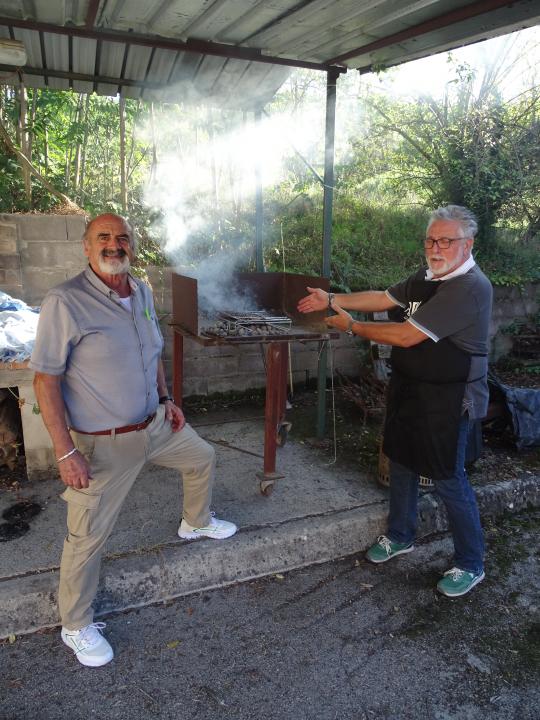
[0,214,87,305]
[489,283,539,361]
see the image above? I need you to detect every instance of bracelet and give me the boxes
[327,292,335,309]
[345,318,355,336]
[56,447,78,464]
[159,395,173,404]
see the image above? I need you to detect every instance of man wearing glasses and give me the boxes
[298,205,492,598]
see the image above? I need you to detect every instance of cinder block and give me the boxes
[184,355,239,378]
[291,349,320,372]
[16,215,69,244]
[4,269,21,284]
[0,222,17,253]
[20,242,86,270]
[238,354,265,373]
[184,343,235,359]
[1,283,24,299]
[183,377,209,397]
[0,254,21,270]
[0,239,17,254]
[207,373,266,394]
[65,215,86,243]
[21,268,79,305]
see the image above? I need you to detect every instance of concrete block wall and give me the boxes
[490,283,539,361]
[0,213,87,305]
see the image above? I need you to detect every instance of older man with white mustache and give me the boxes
[31,213,237,667]
[298,205,492,599]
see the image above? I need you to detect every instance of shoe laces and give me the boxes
[444,567,465,582]
[377,535,392,554]
[71,622,106,648]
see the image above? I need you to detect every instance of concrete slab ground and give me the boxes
[0,409,538,639]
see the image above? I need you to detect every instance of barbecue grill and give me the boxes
[170,271,337,495]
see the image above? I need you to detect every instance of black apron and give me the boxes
[382,278,471,479]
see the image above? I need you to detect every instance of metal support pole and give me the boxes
[254,106,264,272]
[317,68,339,438]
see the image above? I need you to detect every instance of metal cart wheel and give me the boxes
[259,479,274,496]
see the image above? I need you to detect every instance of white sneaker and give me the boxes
[61,622,114,667]
[178,511,237,540]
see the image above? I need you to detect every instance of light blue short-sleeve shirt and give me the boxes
[30,266,164,431]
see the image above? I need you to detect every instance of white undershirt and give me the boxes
[117,295,132,311]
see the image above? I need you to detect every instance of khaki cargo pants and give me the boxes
[59,405,215,630]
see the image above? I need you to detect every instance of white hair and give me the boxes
[427,205,478,238]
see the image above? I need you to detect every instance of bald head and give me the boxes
[83,213,135,250]
[82,213,136,278]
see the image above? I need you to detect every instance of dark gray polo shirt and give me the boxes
[386,262,493,419]
[30,266,164,431]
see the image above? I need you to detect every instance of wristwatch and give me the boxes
[327,292,335,309]
[345,318,355,336]
[159,395,173,403]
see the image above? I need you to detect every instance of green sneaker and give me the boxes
[437,567,485,597]
[366,535,415,564]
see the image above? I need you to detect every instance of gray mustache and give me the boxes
[101,249,127,258]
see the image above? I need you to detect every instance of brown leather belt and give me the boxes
[71,413,156,436]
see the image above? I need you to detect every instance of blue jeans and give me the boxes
[387,415,484,575]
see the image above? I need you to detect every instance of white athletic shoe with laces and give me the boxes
[178,511,237,540]
[61,622,114,667]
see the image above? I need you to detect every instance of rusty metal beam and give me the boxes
[327,0,521,65]
[0,16,346,73]
[0,63,157,90]
[85,0,102,29]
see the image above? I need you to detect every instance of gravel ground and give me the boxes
[1,510,538,720]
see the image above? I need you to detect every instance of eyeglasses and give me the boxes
[424,236,466,250]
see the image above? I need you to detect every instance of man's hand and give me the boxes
[325,299,354,333]
[164,400,186,433]
[58,450,92,489]
[297,286,329,314]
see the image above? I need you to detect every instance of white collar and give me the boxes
[425,255,475,281]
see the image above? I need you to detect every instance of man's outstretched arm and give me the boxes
[298,287,396,314]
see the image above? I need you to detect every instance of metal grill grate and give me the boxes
[201,310,292,338]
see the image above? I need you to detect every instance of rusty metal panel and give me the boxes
[172,270,330,337]
[283,272,329,329]
[234,272,283,313]
[171,272,198,335]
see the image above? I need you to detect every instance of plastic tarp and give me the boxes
[0,292,40,363]
[489,374,540,450]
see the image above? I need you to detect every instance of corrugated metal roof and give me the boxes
[0,1,538,107]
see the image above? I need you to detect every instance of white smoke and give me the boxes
[138,98,325,308]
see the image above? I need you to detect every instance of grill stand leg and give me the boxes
[257,342,288,496]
